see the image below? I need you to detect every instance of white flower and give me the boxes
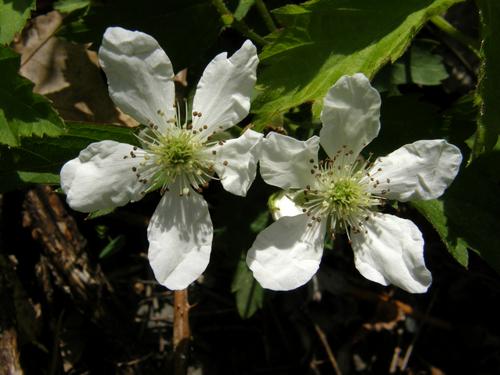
[247,73,462,293]
[60,27,262,290]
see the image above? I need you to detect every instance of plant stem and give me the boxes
[254,0,277,32]
[173,289,191,375]
[211,0,268,46]
[430,15,480,58]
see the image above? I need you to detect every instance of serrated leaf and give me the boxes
[473,0,500,155]
[0,47,65,146]
[231,255,263,319]
[252,0,464,130]
[411,199,469,267]
[0,121,137,193]
[0,0,35,44]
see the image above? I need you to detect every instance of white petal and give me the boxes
[211,129,263,196]
[351,213,432,293]
[367,140,462,201]
[192,40,258,140]
[260,132,319,189]
[99,27,175,130]
[60,141,146,212]
[247,214,326,291]
[320,74,381,161]
[147,190,213,290]
[270,192,303,220]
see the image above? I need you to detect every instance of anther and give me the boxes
[386,178,390,183]
[309,159,314,163]
[132,167,137,172]
[223,160,228,166]
[203,125,208,129]
[212,150,217,155]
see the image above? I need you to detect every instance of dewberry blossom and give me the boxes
[246,73,462,293]
[60,27,262,289]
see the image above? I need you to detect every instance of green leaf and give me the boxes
[0,121,138,193]
[231,255,264,319]
[252,0,464,129]
[375,41,448,92]
[437,151,500,273]
[86,207,116,220]
[99,235,126,259]
[53,0,90,14]
[472,0,500,156]
[250,210,270,233]
[234,0,256,20]
[0,47,65,147]
[411,199,469,267]
[0,0,35,44]
[409,42,448,85]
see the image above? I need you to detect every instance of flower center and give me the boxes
[123,104,220,197]
[326,179,364,209]
[155,130,201,171]
[296,149,385,235]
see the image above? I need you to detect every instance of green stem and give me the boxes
[470,118,486,163]
[254,0,277,32]
[430,15,480,58]
[211,0,268,46]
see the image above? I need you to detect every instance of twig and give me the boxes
[173,289,191,375]
[430,16,480,58]
[254,0,277,32]
[313,323,343,375]
[211,0,268,46]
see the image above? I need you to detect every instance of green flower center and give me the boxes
[296,153,383,234]
[325,179,364,209]
[156,131,201,171]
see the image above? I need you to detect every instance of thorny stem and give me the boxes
[211,0,269,46]
[430,16,480,58]
[254,0,278,32]
[173,289,191,375]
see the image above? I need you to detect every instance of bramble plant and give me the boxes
[1,0,500,373]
